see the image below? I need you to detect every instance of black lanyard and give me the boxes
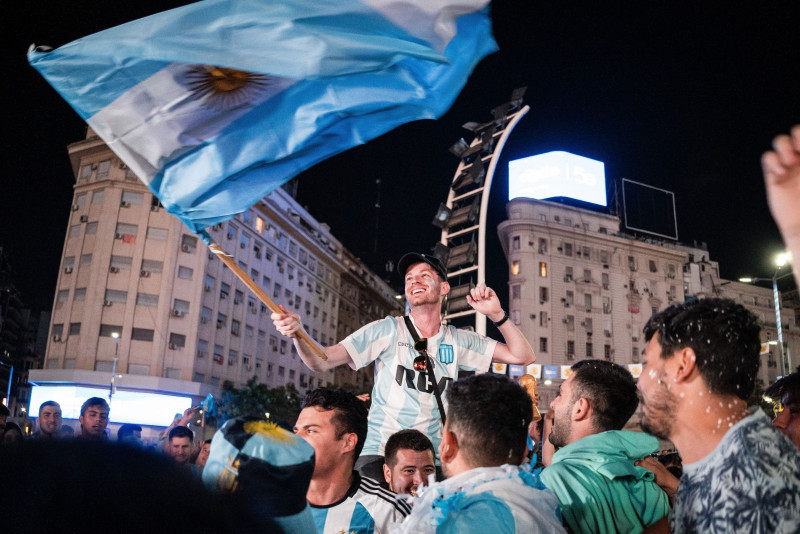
[403,316,446,426]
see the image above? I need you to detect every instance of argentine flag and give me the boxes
[29,0,497,235]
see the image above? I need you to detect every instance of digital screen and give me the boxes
[509,151,607,206]
[622,179,678,240]
[29,385,193,426]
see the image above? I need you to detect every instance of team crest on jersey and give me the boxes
[438,344,454,364]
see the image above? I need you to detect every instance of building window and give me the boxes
[539,312,548,327]
[136,293,159,307]
[56,290,69,309]
[582,246,590,258]
[131,328,154,342]
[584,318,593,332]
[539,287,549,303]
[99,324,122,338]
[228,349,238,366]
[273,283,281,299]
[583,269,591,283]
[104,289,128,304]
[565,266,573,282]
[566,315,575,332]
[181,234,198,251]
[220,282,230,299]
[197,339,208,358]
[512,236,520,250]
[141,259,163,274]
[172,299,189,314]
[539,338,548,353]
[121,191,143,205]
[110,255,133,271]
[628,256,637,271]
[217,313,227,328]
[604,344,612,360]
[116,222,138,237]
[586,342,593,357]
[69,323,81,336]
[602,273,609,289]
[649,260,658,273]
[177,266,193,280]
[231,320,241,336]
[632,346,640,363]
[511,261,520,276]
[511,285,521,299]
[146,227,168,241]
[74,288,86,302]
[79,164,93,182]
[600,250,609,264]
[52,324,64,338]
[280,340,287,354]
[564,243,573,257]
[539,262,547,277]
[538,238,547,254]
[96,160,111,179]
[567,340,575,358]
[170,333,186,348]
[80,253,92,265]
[85,222,98,235]
[69,225,81,238]
[584,293,592,311]
[566,290,574,306]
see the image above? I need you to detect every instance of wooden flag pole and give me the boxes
[207,239,327,361]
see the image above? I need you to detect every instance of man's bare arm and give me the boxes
[466,283,536,366]
[271,306,353,372]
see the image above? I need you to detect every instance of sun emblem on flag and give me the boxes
[184,65,270,110]
[244,420,296,444]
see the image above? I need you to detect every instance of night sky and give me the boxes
[3,1,800,312]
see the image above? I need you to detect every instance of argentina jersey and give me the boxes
[342,316,496,458]
[310,473,411,534]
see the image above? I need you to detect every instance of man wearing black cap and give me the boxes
[272,252,535,481]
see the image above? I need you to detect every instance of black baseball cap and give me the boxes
[398,253,447,281]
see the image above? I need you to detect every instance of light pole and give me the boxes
[109,332,119,401]
[740,252,792,376]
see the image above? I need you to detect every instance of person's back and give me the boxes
[397,374,564,533]
[540,359,669,533]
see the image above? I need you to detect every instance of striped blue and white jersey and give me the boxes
[310,472,411,534]
[342,315,495,457]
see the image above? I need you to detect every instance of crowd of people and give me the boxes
[2,127,800,533]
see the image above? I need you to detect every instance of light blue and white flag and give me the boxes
[29,0,496,235]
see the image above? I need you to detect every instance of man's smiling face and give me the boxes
[404,262,447,307]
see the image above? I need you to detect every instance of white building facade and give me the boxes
[498,197,798,407]
[30,129,401,429]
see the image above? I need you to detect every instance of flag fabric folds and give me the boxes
[29,0,497,235]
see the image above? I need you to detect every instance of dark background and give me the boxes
[3,1,800,312]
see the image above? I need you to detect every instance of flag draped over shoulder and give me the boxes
[29,0,497,235]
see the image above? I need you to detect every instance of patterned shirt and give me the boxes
[342,315,496,457]
[310,472,411,534]
[671,409,800,534]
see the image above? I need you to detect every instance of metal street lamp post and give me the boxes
[109,332,119,401]
[740,252,792,377]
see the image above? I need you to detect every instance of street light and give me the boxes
[739,252,793,376]
[109,332,120,401]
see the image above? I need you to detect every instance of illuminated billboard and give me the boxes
[29,385,193,427]
[508,151,607,207]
